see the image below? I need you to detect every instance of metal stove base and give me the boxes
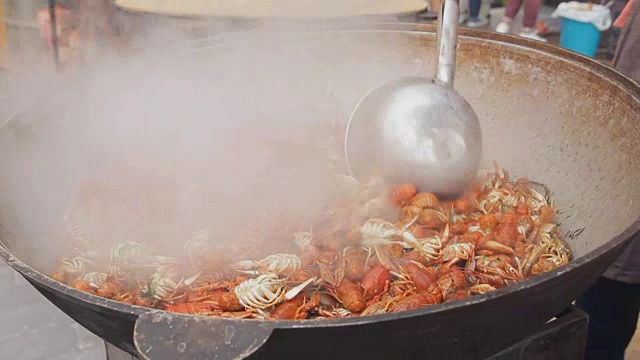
[486,306,587,359]
[105,305,588,360]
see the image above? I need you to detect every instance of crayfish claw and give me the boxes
[236,270,261,276]
[230,260,258,271]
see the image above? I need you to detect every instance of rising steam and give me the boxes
[0,8,412,272]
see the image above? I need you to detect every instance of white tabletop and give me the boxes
[114,0,429,18]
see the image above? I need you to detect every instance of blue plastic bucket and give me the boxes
[559,17,602,58]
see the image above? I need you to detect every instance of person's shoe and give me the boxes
[459,13,469,24]
[467,16,490,28]
[518,29,548,42]
[495,21,511,33]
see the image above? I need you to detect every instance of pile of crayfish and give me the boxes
[50,162,571,319]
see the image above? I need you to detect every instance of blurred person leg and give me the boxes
[495,0,522,33]
[607,0,630,59]
[480,0,491,21]
[578,6,640,359]
[468,0,490,27]
[575,277,640,360]
[517,0,546,41]
[460,0,470,24]
[36,3,77,65]
[612,0,639,79]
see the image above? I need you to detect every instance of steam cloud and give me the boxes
[0,8,409,272]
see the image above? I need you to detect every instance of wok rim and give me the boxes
[0,22,638,330]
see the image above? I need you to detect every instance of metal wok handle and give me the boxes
[435,0,460,87]
[134,311,274,360]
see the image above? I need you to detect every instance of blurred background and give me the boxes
[0,0,634,359]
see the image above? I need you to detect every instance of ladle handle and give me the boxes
[435,0,460,87]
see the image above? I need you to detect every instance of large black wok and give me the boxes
[0,23,639,359]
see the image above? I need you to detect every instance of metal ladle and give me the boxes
[344,0,482,199]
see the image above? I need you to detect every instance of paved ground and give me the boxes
[0,262,106,360]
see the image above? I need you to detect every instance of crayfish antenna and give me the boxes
[402,215,420,229]
[183,271,202,286]
[285,277,317,300]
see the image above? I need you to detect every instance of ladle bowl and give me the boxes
[345,0,482,197]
